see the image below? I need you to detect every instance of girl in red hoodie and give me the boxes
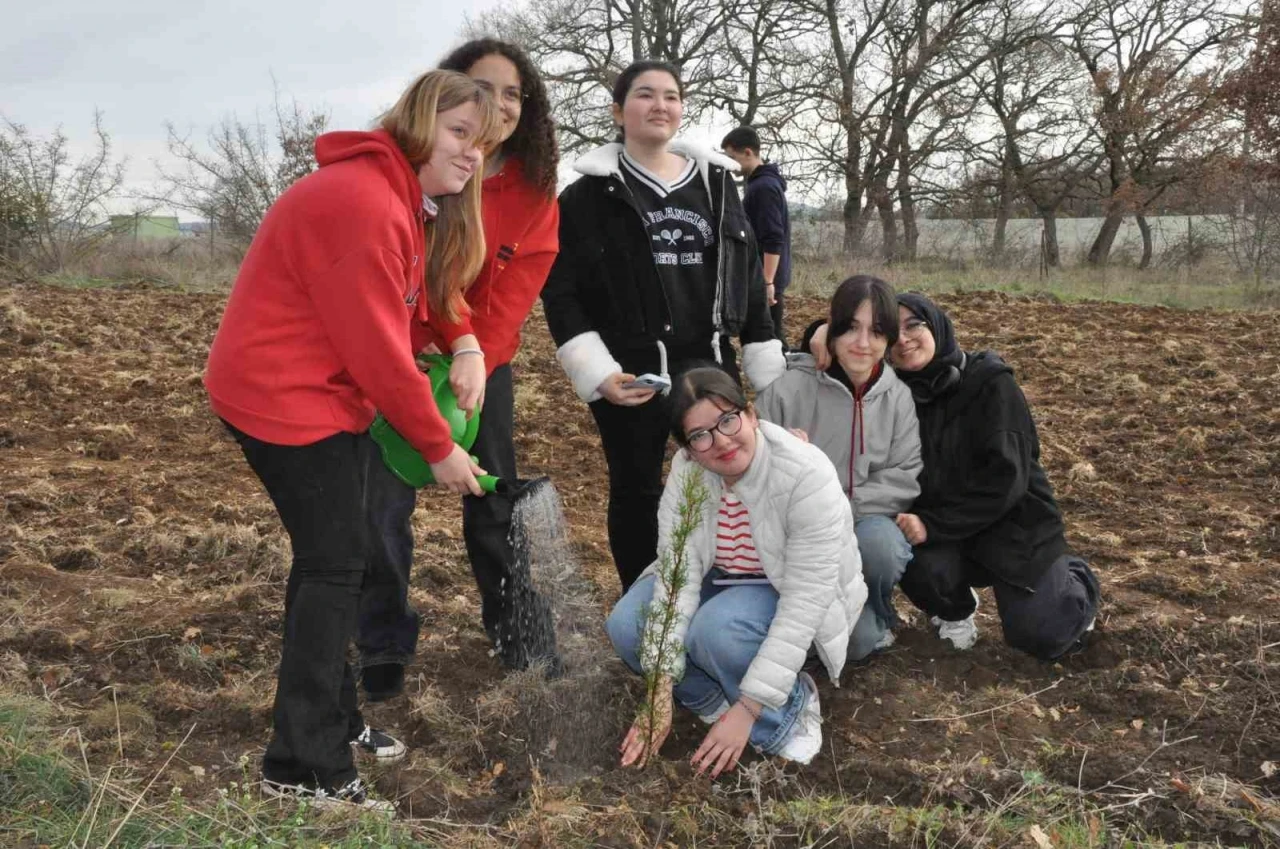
[204,70,500,811]
[358,39,562,684]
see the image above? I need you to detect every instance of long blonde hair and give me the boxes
[381,70,502,323]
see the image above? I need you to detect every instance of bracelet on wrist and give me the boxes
[737,697,761,720]
[452,347,484,358]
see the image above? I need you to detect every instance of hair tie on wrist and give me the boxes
[452,347,484,358]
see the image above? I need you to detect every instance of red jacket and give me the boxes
[413,157,559,372]
[205,130,472,463]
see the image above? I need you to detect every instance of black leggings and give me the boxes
[900,543,1100,660]
[589,353,740,591]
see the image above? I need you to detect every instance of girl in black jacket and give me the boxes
[889,293,1100,660]
[541,60,785,590]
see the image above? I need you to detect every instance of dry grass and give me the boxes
[788,256,1280,310]
[37,237,243,292]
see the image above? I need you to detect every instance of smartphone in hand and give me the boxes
[622,373,671,392]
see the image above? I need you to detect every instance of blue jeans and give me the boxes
[606,571,808,755]
[848,515,912,660]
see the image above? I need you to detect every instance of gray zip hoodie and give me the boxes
[756,354,922,521]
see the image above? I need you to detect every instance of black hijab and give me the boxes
[896,292,965,403]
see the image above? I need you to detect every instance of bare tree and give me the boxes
[0,111,127,273]
[1068,0,1249,266]
[965,15,1103,266]
[158,90,328,245]
[473,0,745,156]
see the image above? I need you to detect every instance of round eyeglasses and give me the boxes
[686,411,743,453]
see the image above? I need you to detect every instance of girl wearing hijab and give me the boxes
[807,293,1099,659]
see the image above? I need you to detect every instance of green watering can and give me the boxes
[369,354,509,493]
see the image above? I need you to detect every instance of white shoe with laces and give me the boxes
[776,672,822,765]
[261,776,395,815]
[351,725,407,762]
[930,589,980,650]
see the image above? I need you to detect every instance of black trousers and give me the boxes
[899,542,1100,660]
[227,425,411,789]
[769,292,787,351]
[589,352,740,591]
[460,365,557,668]
[355,364,556,670]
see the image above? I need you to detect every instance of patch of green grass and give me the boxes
[0,692,434,848]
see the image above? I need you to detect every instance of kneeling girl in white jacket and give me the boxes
[606,367,868,778]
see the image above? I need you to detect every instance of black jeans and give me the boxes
[227,424,412,789]
[899,543,1101,661]
[589,352,740,591]
[769,292,787,351]
[356,365,557,670]
[460,366,557,668]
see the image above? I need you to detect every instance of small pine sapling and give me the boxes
[635,464,709,762]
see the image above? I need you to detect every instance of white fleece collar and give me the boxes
[574,139,740,192]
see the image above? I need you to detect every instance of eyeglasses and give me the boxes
[475,80,526,106]
[901,318,930,340]
[686,411,743,453]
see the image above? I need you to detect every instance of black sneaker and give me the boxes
[351,725,407,762]
[260,776,394,814]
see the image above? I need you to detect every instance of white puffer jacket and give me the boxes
[639,420,868,709]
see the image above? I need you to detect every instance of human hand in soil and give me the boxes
[598,373,657,407]
[620,680,673,767]
[449,340,486,419]
[430,444,486,496]
[808,323,831,370]
[896,512,927,545]
[691,701,755,779]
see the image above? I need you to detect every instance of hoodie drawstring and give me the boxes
[657,339,671,395]
[845,362,881,500]
[847,393,864,500]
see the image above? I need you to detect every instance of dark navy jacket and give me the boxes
[743,162,792,294]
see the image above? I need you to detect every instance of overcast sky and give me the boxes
[2,0,506,218]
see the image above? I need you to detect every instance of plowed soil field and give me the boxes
[2,281,1278,846]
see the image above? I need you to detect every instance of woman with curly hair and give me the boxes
[357,38,562,692]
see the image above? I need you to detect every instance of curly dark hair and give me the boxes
[439,38,559,198]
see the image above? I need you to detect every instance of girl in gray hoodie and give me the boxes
[756,275,922,657]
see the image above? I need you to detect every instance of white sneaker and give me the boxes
[873,629,896,651]
[930,589,980,650]
[777,672,822,765]
[261,776,395,815]
[698,700,731,725]
[933,616,978,650]
[351,725,407,762]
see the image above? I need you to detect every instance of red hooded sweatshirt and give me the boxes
[205,130,472,463]
[412,157,559,372]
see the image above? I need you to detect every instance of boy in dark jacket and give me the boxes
[722,127,792,346]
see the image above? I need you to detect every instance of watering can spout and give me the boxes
[477,475,550,498]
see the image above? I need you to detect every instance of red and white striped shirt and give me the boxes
[713,491,763,575]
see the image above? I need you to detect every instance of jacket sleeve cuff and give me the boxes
[556,331,622,402]
[743,339,786,392]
